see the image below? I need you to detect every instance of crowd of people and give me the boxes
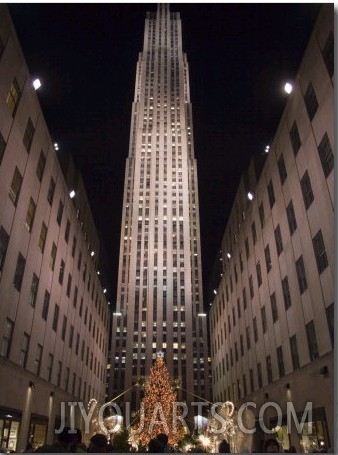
[18,429,330,453]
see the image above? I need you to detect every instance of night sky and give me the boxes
[8,3,322,308]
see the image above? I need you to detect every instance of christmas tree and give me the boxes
[137,352,184,446]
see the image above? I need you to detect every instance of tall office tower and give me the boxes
[109,4,210,421]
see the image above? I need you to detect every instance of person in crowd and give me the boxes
[87,433,108,453]
[35,427,79,452]
[263,438,281,453]
[218,439,231,453]
[148,437,166,453]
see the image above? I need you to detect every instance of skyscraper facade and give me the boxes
[109,4,210,419]
[0,6,109,451]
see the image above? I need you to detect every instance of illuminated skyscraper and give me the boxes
[109,4,210,418]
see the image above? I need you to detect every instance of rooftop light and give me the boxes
[284,82,293,94]
[213,289,217,295]
[90,251,95,257]
[69,190,75,199]
[247,191,254,201]
[54,143,59,151]
[265,145,270,153]
[33,78,41,90]
[103,288,107,294]
[227,252,231,259]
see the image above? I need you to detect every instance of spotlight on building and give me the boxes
[54,143,59,151]
[265,145,270,153]
[33,78,42,90]
[227,252,231,259]
[213,289,217,295]
[69,190,75,199]
[103,288,107,294]
[247,191,254,201]
[90,251,95,257]
[284,82,293,94]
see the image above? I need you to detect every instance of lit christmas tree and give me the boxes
[137,352,185,446]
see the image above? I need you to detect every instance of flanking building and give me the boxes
[208,5,333,453]
[0,6,109,451]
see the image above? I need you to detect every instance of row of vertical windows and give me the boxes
[215,316,326,397]
[212,226,329,350]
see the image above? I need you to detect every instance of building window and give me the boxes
[52,304,60,331]
[256,261,262,287]
[0,131,6,166]
[28,273,39,307]
[266,355,273,383]
[47,178,56,205]
[47,353,54,382]
[289,121,301,156]
[261,306,267,334]
[1,318,14,358]
[312,230,328,274]
[66,273,72,297]
[59,259,65,285]
[23,117,35,152]
[290,335,300,370]
[42,291,50,320]
[25,197,36,232]
[249,275,254,298]
[276,346,285,377]
[270,292,278,323]
[9,166,23,206]
[35,344,43,376]
[50,243,57,270]
[6,78,21,116]
[251,222,257,245]
[0,226,9,272]
[56,200,64,225]
[73,286,78,308]
[304,82,319,121]
[318,133,334,178]
[274,224,283,256]
[264,244,272,273]
[249,369,254,393]
[286,200,297,235]
[246,326,251,350]
[245,238,250,259]
[257,362,263,388]
[38,222,48,253]
[71,236,77,257]
[65,220,71,243]
[278,154,287,184]
[69,325,74,349]
[61,316,67,341]
[253,317,258,342]
[259,202,265,228]
[306,320,319,360]
[326,303,334,348]
[14,252,26,291]
[36,150,46,182]
[20,333,30,368]
[322,31,334,78]
[267,180,275,208]
[243,287,247,310]
[282,276,292,310]
[296,255,308,294]
[300,171,314,209]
